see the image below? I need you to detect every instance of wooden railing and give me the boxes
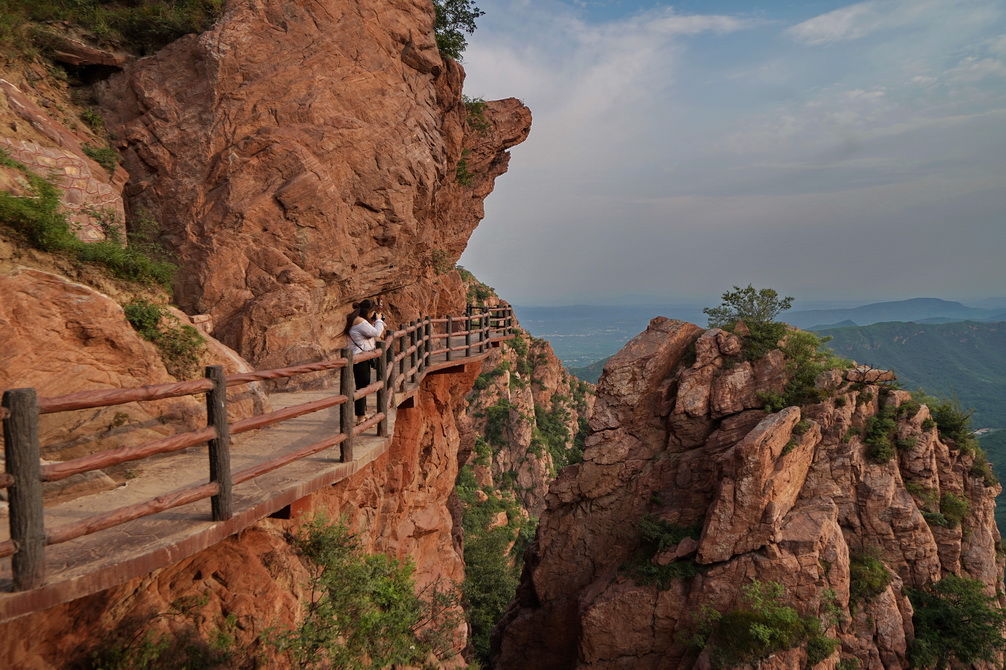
[0,304,515,591]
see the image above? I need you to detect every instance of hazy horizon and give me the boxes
[459,0,1006,306]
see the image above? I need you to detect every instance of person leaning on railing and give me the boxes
[345,299,386,424]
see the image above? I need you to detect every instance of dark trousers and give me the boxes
[353,360,372,417]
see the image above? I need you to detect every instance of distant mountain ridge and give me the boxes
[788,297,1002,329]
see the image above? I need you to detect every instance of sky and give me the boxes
[457,0,1006,306]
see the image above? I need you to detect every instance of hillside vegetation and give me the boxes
[818,321,1006,428]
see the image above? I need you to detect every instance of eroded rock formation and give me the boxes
[494,318,1004,669]
[97,0,530,368]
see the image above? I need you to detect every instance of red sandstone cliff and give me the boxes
[0,0,531,665]
[493,319,1004,669]
[96,0,530,368]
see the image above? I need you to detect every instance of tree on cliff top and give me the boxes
[434,0,484,60]
[704,284,794,328]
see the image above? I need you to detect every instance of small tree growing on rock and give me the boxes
[703,284,794,329]
[909,574,1006,669]
[433,0,484,60]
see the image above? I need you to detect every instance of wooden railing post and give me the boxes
[205,366,233,522]
[410,319,418,384]
[465,310,472,358]
[481,312,489,352]
[423,319,432,370]
[446,315,454,361]
[3,388,45,591]
[376,340,389,437]
[340,348,355,462]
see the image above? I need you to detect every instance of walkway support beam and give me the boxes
[205,366,233,522]
[3,388,45,591]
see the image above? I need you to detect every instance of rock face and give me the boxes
[493,318,1004,669]
[0,268,263,474]
[97,0,530,368]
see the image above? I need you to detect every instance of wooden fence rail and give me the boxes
[1,304,515,589]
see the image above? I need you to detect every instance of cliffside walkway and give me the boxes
[0,305,514,622]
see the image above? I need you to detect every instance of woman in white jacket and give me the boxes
[346,299,386,422]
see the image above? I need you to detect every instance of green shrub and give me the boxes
[124,300,203,378]
[457,265,496,305]
[834,396,847,408]
[0,150,175,286]
[909,574,1006,668]
[274,517,461,668]
[483,398,513,448]
[455,151,474,185]
[739,320,787,361]
[82,143,119,172]
[850,550,892,604]
[906,481,939,511]
[463,95,490,133]
[758,330,852,412]
[690,581,837,669]
[623,515,701,589]
[897,399,922,419]
[79,108,106,133]
[922,417,936,431]
[939,492,969,528]
[896,436,918,451]
[864,407,897,463]
[837,659,861,670]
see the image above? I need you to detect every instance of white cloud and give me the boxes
[787,0,983,46]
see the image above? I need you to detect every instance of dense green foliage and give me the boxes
[758,330,851,412]
[704,284,794,329]
[623,515,701,589]
[0,150,175,286]
[863,405,898,463]
[2,0,223,55]
[818,321,1006,427]
[849,550,892,604]
[433,0,483,60]
[690,581,837,669]
[909,574,1006,669]
[456,464,530,665]
[124,300,204,378]
[274,518,461,669]
[82,143,119,172]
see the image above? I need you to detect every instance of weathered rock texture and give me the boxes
[0,362,480,668]
[0,267,264,494]
[0,78,126,241]
[97,0,530,368]
[493,318,1005,670]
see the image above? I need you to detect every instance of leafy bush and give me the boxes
[463,95,490,133]
[690,581,837,669]
[850,550,892,604]
[82,143,119,172]
[623,515,701,589]
[274,517,461,668]
[0,150,175,286]
[433,0,484,60]
[759,330,852,412]
[906,481,939,511]
[864,406,898,464]
[456,265,496,305]
[455,151,474,185]
[939,492,969,528]
[482,398,513,447]
[124,300,204,378]
[909,574,1006,668]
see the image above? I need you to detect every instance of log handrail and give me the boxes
[0,303,515,591]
